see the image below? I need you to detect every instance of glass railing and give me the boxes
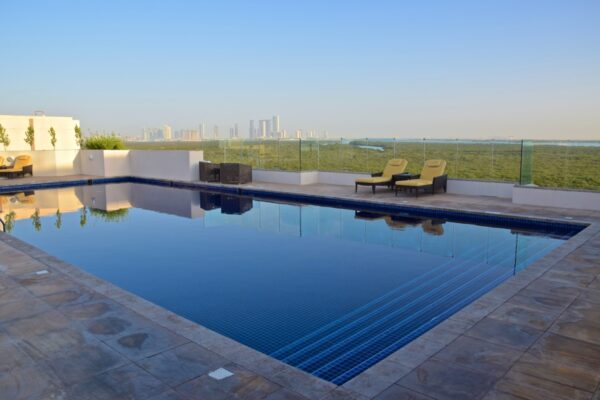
[125,139,600,191]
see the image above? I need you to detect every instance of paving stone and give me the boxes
[20,274,81,297]
[0,363,65,400]
[319,387,369,400]
[0,296,51,324]
[147,390,189,400]
[373,384,435,400]
[176,363,281,400]
[543,269,596,287]
[491,369,593,400]
[137,342,228,387]
[41,286,104,308]
[431,336,521,378]
[513,333,600,392]
[398,359,498,400]
[448,297,500,325]
[550,298,600,346]
[61,298,120,321]
[66,363,168,400]
[524,278,582,298]
[270,365,336,400]
[263,388,310,400]
[3,309,72,343]
[44,342,128,385]
[0,285,31,305]
[465,317,543,351]
[105,323,189,361]
[0,339,36,372]
[387,337,448,368]
[487,303,557,330]
[342,359,412,398]
[507,288,574,314]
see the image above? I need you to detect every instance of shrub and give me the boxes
[0,123,10,150]
[89,207,129,222]
[84,134,125,150]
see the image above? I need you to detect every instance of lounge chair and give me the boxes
[355,159,408,193]
[0,155,33,179]
[395,159,447,197]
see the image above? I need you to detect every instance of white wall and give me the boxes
[79,149,203,181]
[0,115,80,151]
[513,186,600,211]
[447,179,514,199]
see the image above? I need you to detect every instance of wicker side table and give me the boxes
[219,163,252,184]
[199,161,221,182]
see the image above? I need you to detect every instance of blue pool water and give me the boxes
[5,183,580,384]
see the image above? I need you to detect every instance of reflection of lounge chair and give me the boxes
[0,155,33,179]
[422,219,445,235]
[395,159,447,197]
[355,159,408,193]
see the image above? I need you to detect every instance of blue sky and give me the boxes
[1,0,599,139]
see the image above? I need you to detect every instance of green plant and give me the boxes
[49,126,57,148]
[80,207,87,227]
[84,134,125,150]
[31,209,41,231]
[55,209,62,230]
[4,211,16,233]
[89,207,129,222]
[0,123,10,150]
[24,126,35,149]
[74,124,84,148]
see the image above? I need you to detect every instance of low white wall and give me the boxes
[447,179,514,199]
[513,186,600,211]
[253,169,304,185]
[79,150,203,181]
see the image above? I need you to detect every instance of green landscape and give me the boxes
[125,139,600,191]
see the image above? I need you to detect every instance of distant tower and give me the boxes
[281,129,287,139]
[249,120,255,139]
[163,125,172,141]
[213,125,219,139]
[234,123,239,138]
[259,120,268,138]
[199,123,205,140]
[266,120,272,138]
[296,129,302,139]
[229,127,235,138]
[272,115,280,136]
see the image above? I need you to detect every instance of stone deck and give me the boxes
[1,175,600,399]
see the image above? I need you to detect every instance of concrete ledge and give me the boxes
[513,185,600,211]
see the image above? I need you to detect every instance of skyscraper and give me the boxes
[213,125,219,139]
[272,115,280,137]
[249,120,255,139]
[234,123,239,138]
[199,123,205,140]
[259,120,268,138]
[163,125,172,141]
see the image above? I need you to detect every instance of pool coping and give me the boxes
[1,176,599,399]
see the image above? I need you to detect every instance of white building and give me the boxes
[163,125,172,141]
[272,115,280,136]
[0,114,80,150]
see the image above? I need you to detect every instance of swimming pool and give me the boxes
[4,182,581,384]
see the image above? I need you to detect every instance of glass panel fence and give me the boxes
[136,138,600,190]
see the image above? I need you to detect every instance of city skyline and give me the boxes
[1,1,599,140]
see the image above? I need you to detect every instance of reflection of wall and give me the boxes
[0,187,84,220]
[76,183,133,211]
[130,184,204,218]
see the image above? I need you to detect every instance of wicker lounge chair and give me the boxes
[355,159,408,193]
[395,159,447,197]
[0,155,33,179]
